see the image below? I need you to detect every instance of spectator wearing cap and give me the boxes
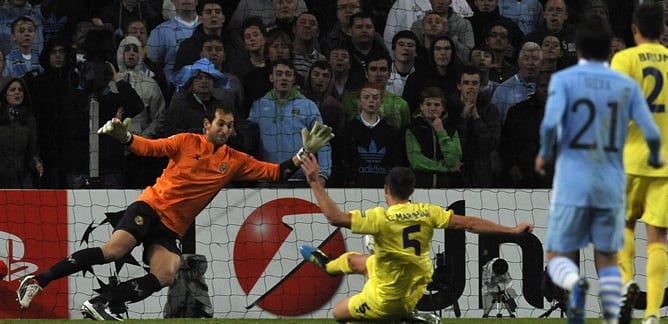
[155,58,231,137]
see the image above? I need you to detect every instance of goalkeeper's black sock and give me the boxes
[91,273,162,304]
[36,247,106,287]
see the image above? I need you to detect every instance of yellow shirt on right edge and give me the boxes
[611,42,668,177]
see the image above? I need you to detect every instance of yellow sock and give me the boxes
[325,252,360,274]
[645,242,667,320]
[618,227,636,283]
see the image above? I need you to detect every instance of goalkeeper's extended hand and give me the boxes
[297,121,335,161]
[97,117,132,144]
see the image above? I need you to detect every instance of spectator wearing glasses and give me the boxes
[484,22,518,84]
[467,0,523,54]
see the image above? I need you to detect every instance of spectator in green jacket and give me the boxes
[405,86,463,188]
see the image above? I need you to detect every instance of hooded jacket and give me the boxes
[116,35,165,139]
[23,36,77,187]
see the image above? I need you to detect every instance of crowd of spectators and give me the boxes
[0,0,647,189]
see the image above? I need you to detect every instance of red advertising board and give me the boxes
[0,190,68,318]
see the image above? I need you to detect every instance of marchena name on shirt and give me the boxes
[387,209,429,222]
[584,77,610,90]
[638,53,668,62]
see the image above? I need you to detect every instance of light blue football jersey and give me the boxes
[539,60,660,207]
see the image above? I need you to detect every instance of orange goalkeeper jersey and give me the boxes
[130,133,281,237]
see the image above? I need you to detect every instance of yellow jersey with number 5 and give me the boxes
[350,202,452,300]
[611,42,668,177]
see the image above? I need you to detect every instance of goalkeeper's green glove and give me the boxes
[297,121,335,161]
[97,117,132,144]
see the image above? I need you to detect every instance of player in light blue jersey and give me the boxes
[535,14,663,324]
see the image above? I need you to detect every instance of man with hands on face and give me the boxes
[405,86,463,188]
[448,65,501,187]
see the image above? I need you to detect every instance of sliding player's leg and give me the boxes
[300,245,368,276]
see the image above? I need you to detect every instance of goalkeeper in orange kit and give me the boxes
[16,105,334,320]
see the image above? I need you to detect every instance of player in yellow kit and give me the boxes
[611,2,668,324]
[299,154,533,323]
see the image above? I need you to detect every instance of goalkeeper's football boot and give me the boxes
[300,245,330,273]
[81,300,123,321]
[567,278,589,324]
[619,281,640,324]
[17,275,42,309]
